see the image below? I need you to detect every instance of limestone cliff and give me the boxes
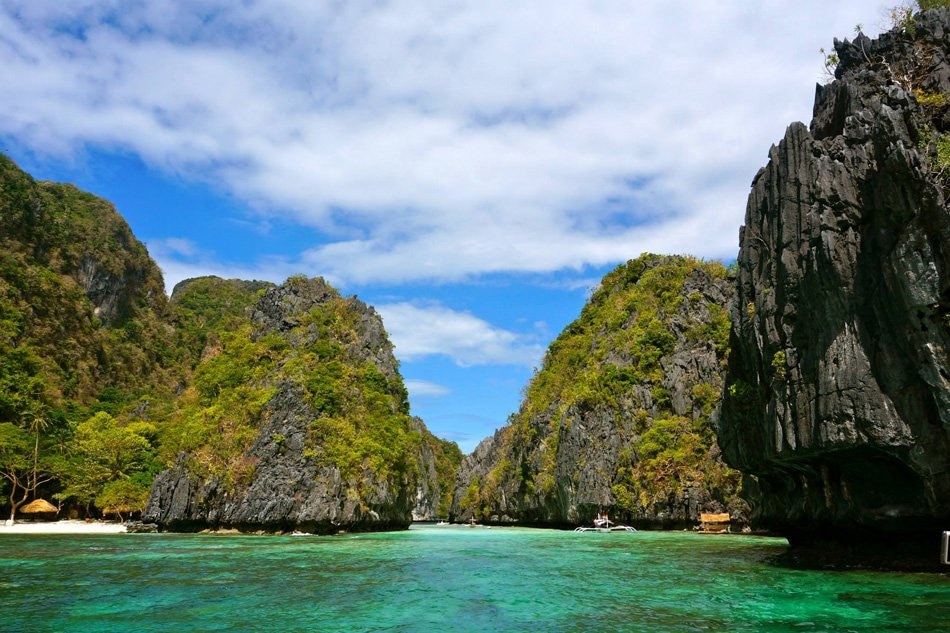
[144,276,453,532]
[719,10,950,558]
[409,417,464,520]
[451,255,745,528]
[0,153,170,410]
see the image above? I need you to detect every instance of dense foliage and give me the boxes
[168,276,273,363]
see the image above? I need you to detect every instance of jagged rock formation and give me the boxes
[719,10,950,560]
[451,255,745,528]
[144,277,453,532]
[410,417,440,520]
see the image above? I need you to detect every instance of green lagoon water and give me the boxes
[1,525,947,632]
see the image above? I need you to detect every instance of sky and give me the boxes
[0,1,890,452]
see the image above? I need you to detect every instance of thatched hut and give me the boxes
[699,512,731,534]
[20,498,58,521]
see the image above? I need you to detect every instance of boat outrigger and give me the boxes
[574,513,637,533]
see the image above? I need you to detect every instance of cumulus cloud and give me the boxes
[0,1,886,283]
[378,302,543,367]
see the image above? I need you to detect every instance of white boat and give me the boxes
[574,515,636,533]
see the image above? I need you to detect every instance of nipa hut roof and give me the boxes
[21,498,57,514]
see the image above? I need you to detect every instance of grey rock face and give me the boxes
[719,12,950,551]
[409,417,441,521]
[79,255,127,324]
[251,277,401,383]
[68,200,162,325]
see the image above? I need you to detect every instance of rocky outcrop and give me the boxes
[43,183,165,326]
[719,10,950,560]
[144,277,436,533]
[451,255,745,528]
[0,155,166,327]
[145,381,411,533]
[0,156,461,526]
[250,277,401,384]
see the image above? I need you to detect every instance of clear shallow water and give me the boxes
[0,526,947,632]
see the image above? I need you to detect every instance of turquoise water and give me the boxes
[1,526,947,632]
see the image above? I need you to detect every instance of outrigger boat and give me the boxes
[574,514,637,533]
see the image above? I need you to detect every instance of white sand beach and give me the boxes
[0,519,127,534]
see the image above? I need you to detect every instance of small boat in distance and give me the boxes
[574,513,636,533]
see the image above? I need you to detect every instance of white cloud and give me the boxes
[378,302,543,367]
[0,1,888,283]
[404,379,451,399]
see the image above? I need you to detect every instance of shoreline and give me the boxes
[0,519,127,534]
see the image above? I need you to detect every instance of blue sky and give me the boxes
[0,1,887,452]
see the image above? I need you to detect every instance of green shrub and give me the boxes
[771,350,787,381]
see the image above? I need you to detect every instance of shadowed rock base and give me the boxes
[152,518,410,535]
[777,526,949,572]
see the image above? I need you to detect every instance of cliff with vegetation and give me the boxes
[0,155,172,407]
[451,254,744,528]
[0,154,458,529]
[718,8,950,561]
[410,417,464,520]
[143,276,451,532]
